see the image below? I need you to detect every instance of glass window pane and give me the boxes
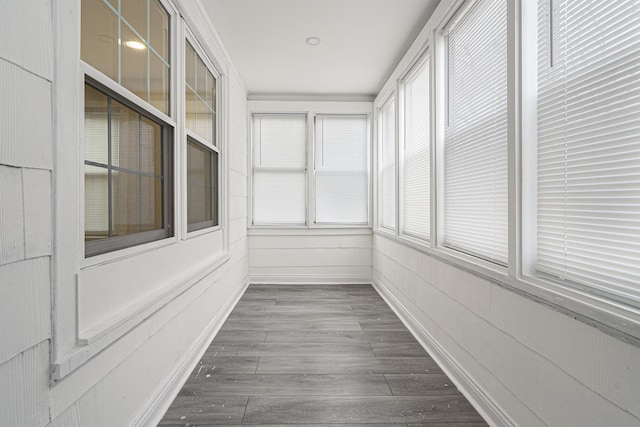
[196,100,213,144]
[112,171,141,236]
[186,42,196,91]
[122,0,147,40]
[141,176,163,232]
[187,140,214,228]
[85,164,109,241]
[196,57,207,101]
[111,100,140,171]
[149,52,169,114]
[84,85,109,165]
[186,87,197,133]
[206,70,216,111]
[121,24,148,103]
[253,171,306,225]
[140,116,162,175]
[81,0,117,80]
[149,0,169,61]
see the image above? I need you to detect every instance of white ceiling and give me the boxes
[201,0,440,98]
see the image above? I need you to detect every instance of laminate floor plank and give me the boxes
[270,312,400,322]
[371,342,430,357]
[255,356,443,375]
[158,396,248,425]
[207,342,375,357]
[221,319,364,332]
[385,374,462,396]
[211,331,267,343]
[177,374,391,397]
[358,319,408,331]
[242,395,485,424]
[159,284,487,426]
[264,330,417,344]
[190,356,260,375]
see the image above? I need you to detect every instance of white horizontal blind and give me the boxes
[252,114,306,225]
[537,0,640,300]
[402,55,430,240]
[443,0,508,264]
[379,98,396,230]
[314,115,368,224]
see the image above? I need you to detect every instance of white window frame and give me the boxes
[183,30,222,237]
[247,100,372,230]
[398,47,431,243]
[376,93,397,232]
[314,114,370,226]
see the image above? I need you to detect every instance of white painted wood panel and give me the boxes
[0,258,50,365]
[0,0,53,80]
[78,230,224,340]
[249,247,371,268]
[0,342,50,427]
[0,165,25,265]
[22,169,52,259]
[0,60,52,170]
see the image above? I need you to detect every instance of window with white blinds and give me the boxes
[379,97,396,230]
[314,115,369,224]
[536,0,640,300]
[401,54,430,240]
[252,114,306,225]
[443,0,508,264]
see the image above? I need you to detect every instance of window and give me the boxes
[84,82,173,256]
[443,0,508,264]
[187,140,218,231]
[81,0,170,114]
[185,40,219,232]
[252,114,307,225]
[379,96,396,230]
[401,53,430,240]
[314,115,369,224]
[82,0,173,256]
[535,0,640,301]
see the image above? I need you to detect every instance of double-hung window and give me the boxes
[443,0,508,264]
[314,115,369,225]
[535,0,640,301]
[379,96,396,231]
[82,0,173,257]
[185,40,219,232]
[401,53,431,241]
[252,114,307,225]
[251,113,370,226]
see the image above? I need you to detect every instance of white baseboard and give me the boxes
[133,277,250,427]
[248,274,372,285]
[372,278,514,427]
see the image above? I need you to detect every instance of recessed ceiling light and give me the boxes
[124,40,146,50]
[305,37,321,46]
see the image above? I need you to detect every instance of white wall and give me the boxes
[0,0,249,425]
[249,229,372,284]
[0,1,54,425]
[373,235,640,426]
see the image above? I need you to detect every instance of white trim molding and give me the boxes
[132,277,250,427]
[372,277,515,427]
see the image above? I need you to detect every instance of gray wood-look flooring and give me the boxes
[159,284,488,426]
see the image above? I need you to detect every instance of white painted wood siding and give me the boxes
[249,231,372,283]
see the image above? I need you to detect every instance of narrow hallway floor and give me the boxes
[159,283,488,426]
